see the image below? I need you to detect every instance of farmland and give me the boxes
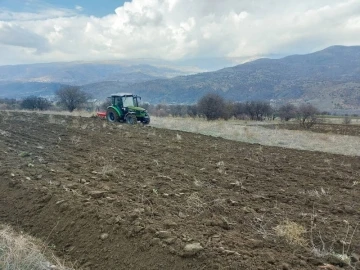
[0,111,360,269]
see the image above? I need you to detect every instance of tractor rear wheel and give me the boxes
[126,114,137,125]
[106,108,119,122]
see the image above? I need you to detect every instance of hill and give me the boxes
[0,61,197,100]
[0,61,196,85]
[0,81,66,99]
[88,45,359,110]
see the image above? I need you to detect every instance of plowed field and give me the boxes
[0,111,359,270]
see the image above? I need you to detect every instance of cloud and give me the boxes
[75,5,83,12]
[0,22,50,53]
[0,0,360,65]
[0,7,77,21]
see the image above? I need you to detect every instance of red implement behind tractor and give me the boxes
[96,111,107,119]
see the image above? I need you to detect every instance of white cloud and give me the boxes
[0,0,360,65]
[0,6,77,21]
[75,5,83,12]
[0,22,50,52]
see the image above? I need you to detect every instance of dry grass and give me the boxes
[100,164,117,177]
[0,224,73,270]
[274,220,307,246]
[150,117,360,156]
[3,109,95,118]
[320,115,360,125]
[186,193,207,214]
[299,187,328,198]
[309,210,359,267]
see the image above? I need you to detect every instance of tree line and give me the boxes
[0,86,90,112]
[0,89,356,128]
[141,93,322,128]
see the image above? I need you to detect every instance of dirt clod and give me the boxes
[156,231,172,239]
[183,243,204,257]
[100,233,109,240]
[89,190,107,198]
[281,262,291,270]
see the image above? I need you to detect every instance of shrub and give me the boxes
[21,96,52,111]
[0,98,21,110]
[343,115,352,125]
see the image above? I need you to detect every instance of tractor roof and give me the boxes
[110,93,134,97]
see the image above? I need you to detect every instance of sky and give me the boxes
[0,0,360,66]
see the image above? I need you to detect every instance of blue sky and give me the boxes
[41,0,127,16]
[0,0,360,65]
[0,0,127,17]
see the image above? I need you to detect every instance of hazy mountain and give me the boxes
[88,45,359,110]
[0,60,200,99]
[0,81,66,99]
[0,61,198,85]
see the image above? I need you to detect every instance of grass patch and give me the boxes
[150,116,360,156]
[274,220,307,246]
[0,224,73,270]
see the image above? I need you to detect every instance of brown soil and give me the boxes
[264,122,360,136]
[1,111,360,270]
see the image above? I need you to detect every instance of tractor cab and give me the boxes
[106,93,150,125]
[112,94,139,110]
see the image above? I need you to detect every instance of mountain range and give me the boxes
[0,61,200,98]
[0,45,359,111]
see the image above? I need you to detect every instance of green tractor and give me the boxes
[106,93,150,125]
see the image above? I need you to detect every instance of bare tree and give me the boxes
[244,101,272,121]
[244,101,256,120]
[186,104,198,118]
[169,104,183,117]
[254,101,272,121]
[197,93,227,120]
[232,102,246,119]
[56,86,88,112]
[278,103,297,121]
[297,104,319,129]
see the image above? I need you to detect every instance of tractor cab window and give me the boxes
[114,97,123,108]
[122,96,138,107]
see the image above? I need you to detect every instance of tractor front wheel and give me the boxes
[107,108,119,122]
[126,114,137,125]
[142,117,150,125]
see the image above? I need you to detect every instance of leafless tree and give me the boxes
[56,86,88,112]
[297,104,319,129]
[278,103,297,121]
[197,93,227,120]
[244,101,272,121]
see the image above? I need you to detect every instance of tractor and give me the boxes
[104,93,150,125]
